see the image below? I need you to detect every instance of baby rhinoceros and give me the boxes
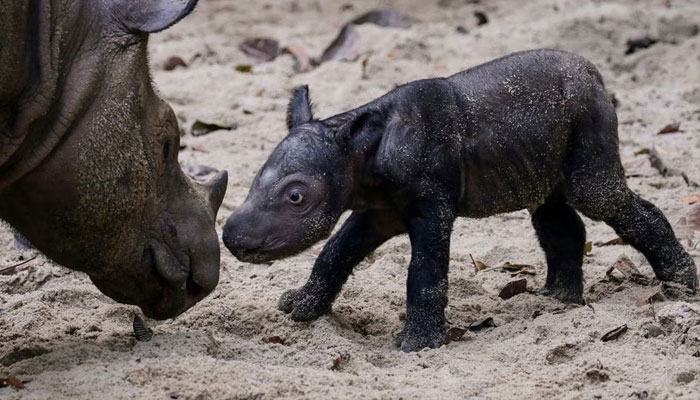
[223,49,698,352]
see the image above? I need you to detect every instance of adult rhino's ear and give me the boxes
[107,0,199,34]
[287,85,314,130]
[335,110,384,153]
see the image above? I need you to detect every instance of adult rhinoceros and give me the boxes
[0,0,228,319]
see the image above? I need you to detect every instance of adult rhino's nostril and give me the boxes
[204,170,228,215]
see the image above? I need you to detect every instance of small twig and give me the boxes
[0,255,38,275]
[469,253,477,271]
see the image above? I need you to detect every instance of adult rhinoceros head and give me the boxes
[0,0,227,319]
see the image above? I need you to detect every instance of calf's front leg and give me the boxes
[279,209,405,321]
[398,200,455,352]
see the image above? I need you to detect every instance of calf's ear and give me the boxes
[107,0,199,34]
[336,110,384,153]
[287,85,314,130]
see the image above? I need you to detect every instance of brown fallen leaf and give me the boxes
[191,120,235,136]
[163,56,187,71]
[468,317,496,332]
[584,241,593,256]
[683,194,700,205]
[234,64,252,73]
[502,262,535,272]
[636,285,665,307]
[261,336,286,345]
[0,376,25,389]
[351,8,416,28]
[657,122,681,135]
[283,44,314,73]
[675,203,700,245]
[601,324,628,342]
[606,255,651,284]
[238,38,280,62]
[470,254,488,272]
[444,327,467,344]
[318,24,360,64]
[634,148,651,156]
[595,237,625,246]
[498,278,527,300]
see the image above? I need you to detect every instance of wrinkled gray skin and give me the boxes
[0,0,228,320]
[224,49,697,352]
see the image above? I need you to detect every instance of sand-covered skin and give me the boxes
[2,0,700,398]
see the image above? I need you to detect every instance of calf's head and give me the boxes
[223,86,381,263]
[0,0,227,319]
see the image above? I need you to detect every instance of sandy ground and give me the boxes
[2,0,700,398]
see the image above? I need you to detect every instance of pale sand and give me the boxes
[2,0,700,398]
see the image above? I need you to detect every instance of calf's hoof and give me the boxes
[664,265,698,293]
[277,287,330,321]
[541,283,584,305]
[395,326,445,353]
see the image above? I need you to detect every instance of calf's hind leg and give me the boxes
[531,193,586,304]
[571,184,698,291]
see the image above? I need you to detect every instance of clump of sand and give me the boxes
[2,0,700,398]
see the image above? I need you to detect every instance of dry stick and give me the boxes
[469,253,477,271]
[0,255,38,274]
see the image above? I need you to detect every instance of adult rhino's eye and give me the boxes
[289,190,304,205]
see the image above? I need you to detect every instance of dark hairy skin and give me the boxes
[223,49,698,352]
[0,0,228,320]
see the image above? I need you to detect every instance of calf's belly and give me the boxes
[456,135,567,218]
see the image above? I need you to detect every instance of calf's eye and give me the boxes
[289,190,304,204]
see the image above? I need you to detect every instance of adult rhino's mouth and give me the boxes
[140,240,210,320]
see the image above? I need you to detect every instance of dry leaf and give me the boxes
[0,376,25,389]
[606,255,651,284]
[163,56,187,71]
[595,237,625,246]
[470,254,488,272]
[498,279,527,300]
[191,120,234,136]
[601,324,628,342]
[584,241,593,256]
[444,327,467,344]
[503,262,536,276]
[262,336,286,345]
[502,262,534,272]
[657,122,681,134]
[283,44,314,73]
[351,8,416,28]
[468,317,496,332]
[675,203,700,244]
[318,24,360,63]
[683,194,700,205]
[238,38,280,62]
[636,285,665,306]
